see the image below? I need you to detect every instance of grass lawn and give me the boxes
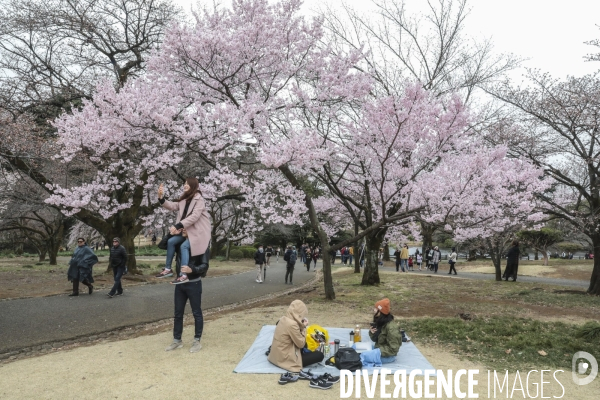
[458,258,594,281]
[274,269,600,372]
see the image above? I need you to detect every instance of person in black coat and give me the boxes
[503,240,520,281]
[108,237,128,297]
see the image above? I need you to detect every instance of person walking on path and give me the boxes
[284,246,297,284]
[448,247,458,275]
[416,253,423,271]
[394,247,401,272]
[107,238,127,298]
[265,245,273,266]
[399,244,409,272]
[503,240,520,281]
[431,246,441,273]
[254,245,267,283]
[311,249,319,271]
[67,238,97,296]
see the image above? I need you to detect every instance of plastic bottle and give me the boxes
[324,342,330,358]
[354,324,361,342]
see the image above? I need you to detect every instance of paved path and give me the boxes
[1,261,589,353]
[0,259,316,353]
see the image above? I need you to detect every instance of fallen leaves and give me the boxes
[538,350,548,356]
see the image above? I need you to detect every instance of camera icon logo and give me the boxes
[572,351,598,386]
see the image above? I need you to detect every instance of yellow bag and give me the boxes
[305,324,329,351]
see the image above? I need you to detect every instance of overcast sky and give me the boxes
[174,0,600,79]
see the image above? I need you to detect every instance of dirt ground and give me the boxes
[453,259,593,281]
[0,256,255,300]
[0,302,597,399]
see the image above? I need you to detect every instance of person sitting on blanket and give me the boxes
[268,300,324,373]
[368,298,402,364]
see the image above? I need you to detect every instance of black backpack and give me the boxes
[326,347,362,371]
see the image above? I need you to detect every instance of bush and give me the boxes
[137,263,151,269]
[229,249,244,259]
[238,246,256,258]
[22,265,34,268]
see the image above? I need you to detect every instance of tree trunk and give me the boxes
[38,249,47,262]
[588,236,600,295]
[226,239,231,261]
[383,241,390,261]
[542,247,549,266]
[354,223,360,273]
[420,222,435,256]
[534,250,539,260]
[362,233,385,285]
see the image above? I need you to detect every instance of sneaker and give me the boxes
[88,285,94,295]
[189,339,202,353]
[68,293,78,297]
[116,291,123,296]
[309,379,334,390]
[278,372,299,385]
[256,279,260,283]
[298,370,317,380]
[401,330,411,342]
[171,276,189,285]
[156,269,174,278]
[316,373,340,383]
[165,340,183,351]
[107,293,114,298]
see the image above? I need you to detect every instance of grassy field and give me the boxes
[0,255,255,300]
[272,269,600,372]
[457,258,593,281]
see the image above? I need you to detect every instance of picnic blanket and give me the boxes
[234,325,435,376]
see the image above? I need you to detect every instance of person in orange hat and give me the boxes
[369,298,403,363]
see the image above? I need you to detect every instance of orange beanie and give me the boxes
[374,298,390,314]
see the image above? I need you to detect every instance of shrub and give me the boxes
[22,265,34,268]
[137,263,151,269]
[229,249,244,259]
[156,263,165,269]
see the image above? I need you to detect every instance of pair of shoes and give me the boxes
[279,372,299,385]
[189,339,202,353]
[68,293,78,297]
[88,285,94,295]
[165,340,183,351]
[107,293,114,298]
[171,276,189,285]
[309,378,334,390]
[155,269,174,278]
[116,291,123,296]
[316,373,340,383]
[298,370,318,380]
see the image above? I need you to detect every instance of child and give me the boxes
[408,256,414,271]
[416,253,423,271]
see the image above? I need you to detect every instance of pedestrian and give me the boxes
[101,241,106,250]
[95,241,99,251]
[265,245,273,266]
[378,248,384,266]
[305,247,311,271]
[408,255,414,271]
[151,234,157,246]
[107,237,127,298]
[425,247,433,271]
[349,246,354,265]
[416,253,423,271]
[448,247,457,275]
[155,178,211,284]
[254,245,267,283]
[400,244,409,272]
[311,249,319,271]
[330,248,336,264]
[301,243,308,268]
[431,246,441,273]
[276,246,280,262]
[284,246,297,284]
[67,238,97,296]
[503,240,520,282]
[394,247,401,272]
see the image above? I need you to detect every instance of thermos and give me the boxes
[349,330,354,345]
[334,339,340,354]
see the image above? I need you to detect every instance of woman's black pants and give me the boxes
[449,262,457,274]
[302,350,324,367]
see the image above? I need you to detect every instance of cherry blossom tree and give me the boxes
[489,71,600,294]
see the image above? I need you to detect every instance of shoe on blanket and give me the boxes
[298,370,318,380]
[309,379,334,390]
[316,373,340,383]
[278,372,299,385]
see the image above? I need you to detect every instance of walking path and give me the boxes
[0,258,314,353]
[1,260,589,354]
